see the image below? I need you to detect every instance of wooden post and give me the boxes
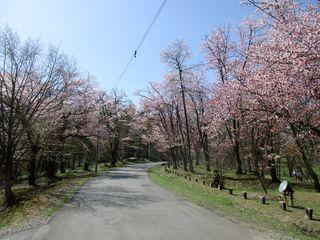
[209,182,214,188]
[305,208,313,220]
[217,185,222,190]
[242,192,247,199]
[259,195,266,204]
[279,201,286,210]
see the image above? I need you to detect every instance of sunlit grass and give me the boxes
[148,165,320,240]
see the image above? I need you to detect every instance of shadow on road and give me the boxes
[66,166,160,214]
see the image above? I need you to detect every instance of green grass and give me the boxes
[148,165,320,240]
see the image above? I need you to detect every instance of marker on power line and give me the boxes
[115,0,168,87]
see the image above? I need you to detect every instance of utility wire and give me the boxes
[115,0,168,87]
[136,0,168,52]
[115,54,135,87]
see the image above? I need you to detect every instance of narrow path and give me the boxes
[5,163,267,240]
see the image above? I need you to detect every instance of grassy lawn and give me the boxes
[148,165,320,240]
[0,162,122,234]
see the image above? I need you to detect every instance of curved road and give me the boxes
[5,163,267,240]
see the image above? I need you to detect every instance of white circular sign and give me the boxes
[279,180,288,193]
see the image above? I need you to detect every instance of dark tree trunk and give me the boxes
[28,159,37,186]
[234,142,242,175]
[228,119,242,175]
[179,69,193,173]
[28,145,39,186]
[233,120,242,175]
[111,137,119,167]
[46,159,57,179]
[166,150,171,168]
[180,146,188,171]
[269,160,280,183]
[4,157,15,207]
[170,148,177,169]
[78,153,82,167]
[60,160,66,174]
[266,129,280,183]
[291,125,320,192]
[298,142,320,192]
[251,137,268,193]
[195,149,200,166]
[252,147,260,176]
[83,161,90,171]
[251,127,261,176]
[203,134,211,172]
[175,106,187,171]
[72,155,76,170]
[287,156,293,177]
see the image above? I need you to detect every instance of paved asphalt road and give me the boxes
[4,163,269,240]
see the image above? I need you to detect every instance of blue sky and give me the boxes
[0,0,254,103]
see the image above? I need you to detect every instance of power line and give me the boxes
[136,0,168,52]
[115,0,168,87]
[115,55,135,87]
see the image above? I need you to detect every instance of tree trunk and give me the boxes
[170,148,177,169]
[195,148,200,166]
[4,158,15,207]
[179,69,193,173]
[296,141,320,192]
[175,106,187,171]
[111,137,119,167]
[291,124,320,192]
[78,153,82,167]
[46,159,57,179]
[60,160,66,174]
[180,146,188,171]
[28,145,39,186]
[251,128,261,176]
[232,119,242,174]
[83,161,90,171]
[286,156,293,177]
[252,147,260,176]
[95,143,99,174]
[234,142,242,175]
[72,155,76,170]
[111,150,117,167]
[269,160,280,183]
[203,134,211,172]
[28,159,37,186]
